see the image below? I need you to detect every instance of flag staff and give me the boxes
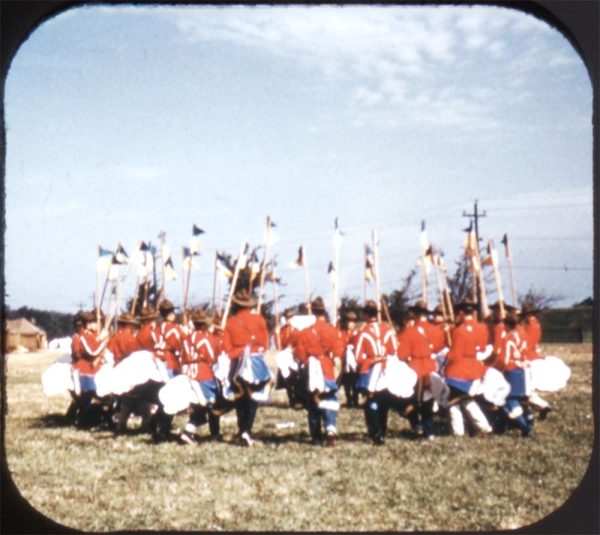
[157,230,166,302]
[220,241,248,330]
[271,262,282,350]
[502,233,517,307]
[257,216,273,312]
[372,228,382,323]
[488,240,506,319]
[332,218,342,325]
[210,251,219,319]
[95,246,102,326]
[302,246,312,314]
[420,221,429,308]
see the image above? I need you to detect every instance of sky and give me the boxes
[4,4,594,315]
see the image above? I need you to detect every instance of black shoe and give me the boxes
[373,435,385,446]
[326,433,336,448]
[208,434,223,443]
[539,406,554,421]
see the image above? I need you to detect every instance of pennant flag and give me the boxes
[182,246,199,270]
[237,243,250,270]
[97,246,114,271]
[290,245,304,268]
[463,220,477,257]
[248,247,261,282]
[328,261,338,285]
[115,243,129,264]
[108,254,124,281]
[420,220,430,252]
[334,217,344,249]
[190,224,205,254]
[164,256,177,281]
[131,242,151,277]
[501,233,510,257]
[364,244,375,282]
[216,258,233,280]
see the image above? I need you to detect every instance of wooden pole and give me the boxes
[257,216,272,311]
[302,245,312,314]
[210,251,218,318]
[95,247,101,326]
[332,225,341,325]
[220,241,248,330]
[271,264,281,349]
[488,240,506,319]
[503,235,518,307]
[372,229,382,323]
[157,231,166,303]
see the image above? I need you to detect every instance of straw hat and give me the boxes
[231,289,257,308]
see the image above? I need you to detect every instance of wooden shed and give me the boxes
[5,318,48,352]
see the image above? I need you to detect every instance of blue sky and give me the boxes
[4,5,593,314]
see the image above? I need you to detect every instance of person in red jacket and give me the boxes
[398,301,438,439]
[149,300,186,441]
[106,313,141,365]
[339,310,360,408]
[223,289,272,447]
[443,300,493,436]
[74,310,109,428]
[491,310,533,437]
[521,302,554,420]
[65,311,86,422]
[179,310,226,444]
[354,300,399,444]
[135,307,158,351]
[154,299,185,376]
[294,297,344,446]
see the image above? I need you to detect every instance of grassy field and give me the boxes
[3,344,596,532]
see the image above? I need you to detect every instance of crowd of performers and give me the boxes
[42,290,571,447]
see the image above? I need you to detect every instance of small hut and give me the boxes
[5,318,48,352]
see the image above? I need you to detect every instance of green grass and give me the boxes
[4,344,595,531]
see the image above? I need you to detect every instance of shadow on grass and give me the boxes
[29,413,76,429]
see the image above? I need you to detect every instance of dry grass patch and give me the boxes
[4,344,595,531]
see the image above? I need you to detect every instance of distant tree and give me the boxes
[339,296,362,325]
[382,290,409,329]
[573,297,593,308]
[518,286,563,310]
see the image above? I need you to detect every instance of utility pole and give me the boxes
[462,200,488,316]
[462,199,486,246]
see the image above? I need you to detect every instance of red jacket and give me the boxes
[354,320,398,374]
[182,330,218,381]
[523,316,542,360]
[493,329,527,372]
[428,322,448,354]
[444,317,489,381]
[107,326,140,365]
[294,318,344,380]
[398,320,437,379]
[223,309,269,359]
[136,322,157,352]
[76,330,108,375]
[155,321,185,372]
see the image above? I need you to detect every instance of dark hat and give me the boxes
[231,289,257,308]
[432,303,445,316]
[117,312,140,326]
[73,310,85,326]
[409,300,430,315]
[455,299,477,313]
[190,309,211,326]
[345,311,358,321]
[80,311,96,323]
[284,307,296,319]
[138,307,157,321]
[521,302,539,316]
[310,297,327,313]
[363,300,378,313]
[158,299,176,313]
